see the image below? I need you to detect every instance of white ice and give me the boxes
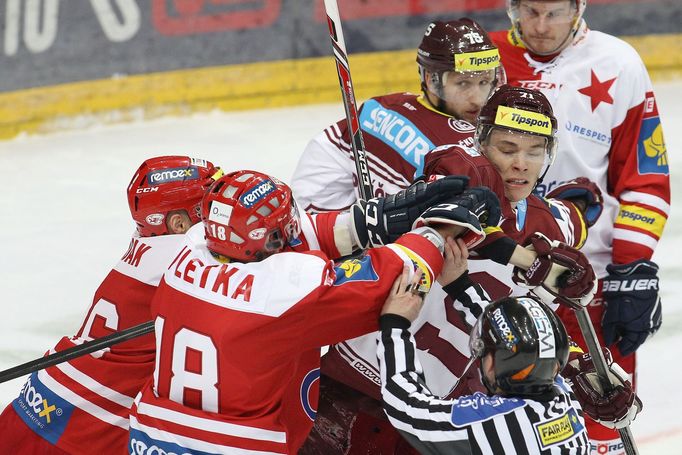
[1,81,680,453]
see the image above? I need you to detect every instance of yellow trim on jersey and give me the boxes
[495,106,553,135]
[568,339,584,355]
[483,225,503,236]
[573,202,588,249]
[454,49,501,72]
[415,95,451,118]
[393,244,433,295]
[615,204,666,238]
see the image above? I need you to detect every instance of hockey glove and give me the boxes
[563,348,642,429]
[351,175,469,248]
[545,177,603,227]
[413,187,501,248]
[602,259,662,356]
[512,233,597,309]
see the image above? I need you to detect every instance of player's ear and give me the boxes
[167,211,193,235]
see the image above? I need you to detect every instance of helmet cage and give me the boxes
[506,0,586,56]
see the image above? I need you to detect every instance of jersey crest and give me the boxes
[333,256,379,285]
[450,392,525,427]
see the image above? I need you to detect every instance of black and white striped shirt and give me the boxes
[378,314,590,455]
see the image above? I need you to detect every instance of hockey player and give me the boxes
[291,18,505,210]
[126,170,497,454]
[379,245,640,454]
[490,1,669,451]
[0,156,223,455]
[300,85,605,454]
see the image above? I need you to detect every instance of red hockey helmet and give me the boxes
[506,0,586,55]
[201,170,301,262]
[476,84,558,168]
[127,156,222,237]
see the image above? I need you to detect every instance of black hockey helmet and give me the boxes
[469,295,569,396]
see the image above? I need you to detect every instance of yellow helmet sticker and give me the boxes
[494,105,553,135]
[454,48,500,72]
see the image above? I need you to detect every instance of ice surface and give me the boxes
[1,81,680,453]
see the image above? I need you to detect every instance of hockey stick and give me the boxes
[0,321,154,384]
[323,0,373,201]
[574,308,639,455]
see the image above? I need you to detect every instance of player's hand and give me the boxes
[512,233,596,309]
[381,266,425,322]
[563,348,642,429]
[413,186,500,248]
[351,175,469,248]
[602,259,662,356]
[438,237,469,286]
[545,177,603,227]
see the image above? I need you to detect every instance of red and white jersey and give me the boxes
[10,233,184,455]
[491,22,670,276]
[128,222,443,455]
[291,92,477,211]
[322,144,586,400]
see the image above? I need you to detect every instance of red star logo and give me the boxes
[578,70,617,112]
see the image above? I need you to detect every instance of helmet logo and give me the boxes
[240,180,276,208]
[136,187,159,194]
[454,49,500,72]
[463,31,484,44]
[148,167,199,185]
[145,213,164,226]
[491,308,518,349]
[208,200,233,225]
[518,298,556,358]
[495,106,552,135]
[248,228,267,240]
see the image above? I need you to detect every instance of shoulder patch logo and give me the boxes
[450,392,525,427]
[333,256,379,285]
[637,119,668,175]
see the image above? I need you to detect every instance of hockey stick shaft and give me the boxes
[574,308,639,455]
[0,321,154,384]
[323,0,373,201]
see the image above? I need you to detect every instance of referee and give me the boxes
[378,263,590,454]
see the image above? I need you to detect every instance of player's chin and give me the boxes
[504,183,532,203]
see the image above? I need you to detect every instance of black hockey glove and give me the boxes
[602,259,662,356]
[413,186,501,248]
[351,175,469,248]
[545,177,603,227]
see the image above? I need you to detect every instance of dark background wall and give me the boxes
[2,0,681,93]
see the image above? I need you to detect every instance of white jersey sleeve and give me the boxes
[291,125,357,212]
